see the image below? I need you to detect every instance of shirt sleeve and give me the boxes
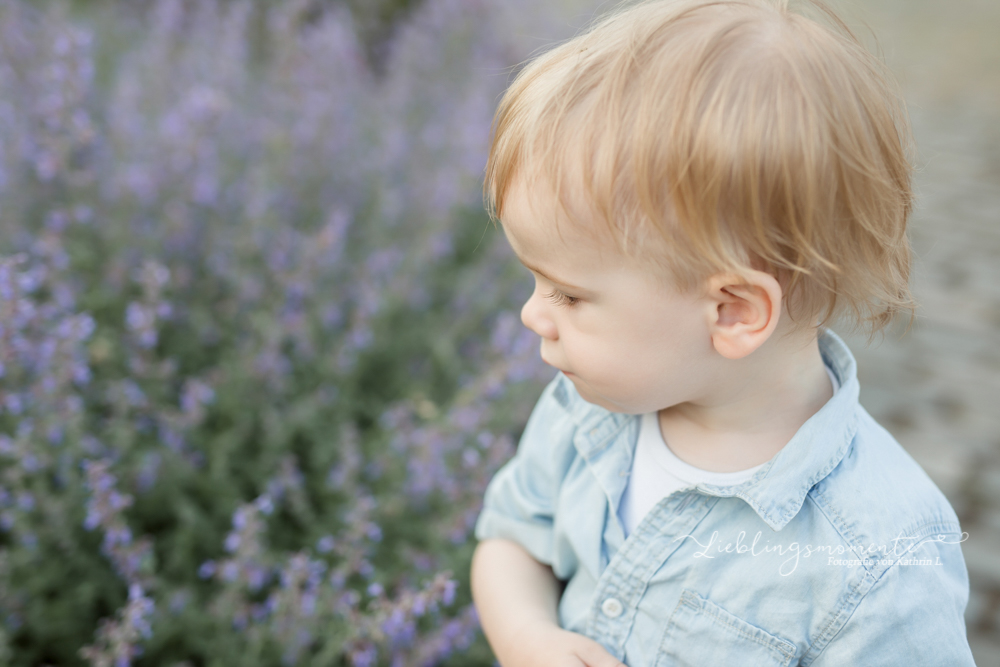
[474,373,579,567]
[806,535,975,666]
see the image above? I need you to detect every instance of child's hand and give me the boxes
[511,623,626,667]
[471,539,625,667]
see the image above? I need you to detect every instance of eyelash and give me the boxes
[544,290,580,307]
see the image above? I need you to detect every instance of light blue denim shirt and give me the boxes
[475,330,974,666]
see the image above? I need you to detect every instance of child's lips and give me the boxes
[540,350,574,376]
[541,354,571,376]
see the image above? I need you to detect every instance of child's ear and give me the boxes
[704,271,782,360]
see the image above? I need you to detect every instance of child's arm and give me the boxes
[471,538,626,667]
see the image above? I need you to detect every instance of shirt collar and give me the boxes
[712,328,860,530]
[564,328,860,532]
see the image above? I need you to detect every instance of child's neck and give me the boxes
[657,330,833,473]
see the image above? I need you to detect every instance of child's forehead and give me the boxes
[499,173,684,296]
[499,172,616,258]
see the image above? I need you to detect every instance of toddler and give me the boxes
[470,1,975,665]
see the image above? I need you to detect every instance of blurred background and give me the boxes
[0,0,995,665]
[837,0,1000,663]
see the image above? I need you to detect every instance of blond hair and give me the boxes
[485,0,914,334]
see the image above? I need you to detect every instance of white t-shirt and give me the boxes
[618,367,840,536]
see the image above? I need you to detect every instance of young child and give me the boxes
[470,1,975,665]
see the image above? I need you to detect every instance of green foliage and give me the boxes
[0,0,559,663]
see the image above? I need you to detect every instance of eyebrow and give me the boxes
[518,260,588,295]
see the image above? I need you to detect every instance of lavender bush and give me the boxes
[0,0,576,663]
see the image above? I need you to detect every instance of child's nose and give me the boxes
[521,288,558,341]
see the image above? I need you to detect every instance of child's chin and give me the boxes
[566,377,631,413]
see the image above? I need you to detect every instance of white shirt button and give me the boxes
[601,597,624,618]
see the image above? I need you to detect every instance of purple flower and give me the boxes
[246,564,269,592]
[254,494,274,515]
[350,644,377,667]
[16,493,34,511]
[224,532,241,553]
[316,535,335,553]
[221,561,239,583]
[442,579,457,606]
[198,560,216,579]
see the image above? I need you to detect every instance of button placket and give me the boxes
[586,492,717,655]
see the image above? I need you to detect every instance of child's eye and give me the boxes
[544,289,580,307]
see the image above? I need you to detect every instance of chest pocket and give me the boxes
[654,590,798,667]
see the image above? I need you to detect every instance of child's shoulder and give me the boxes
[787,406,971,664]
[808,404,962,559]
